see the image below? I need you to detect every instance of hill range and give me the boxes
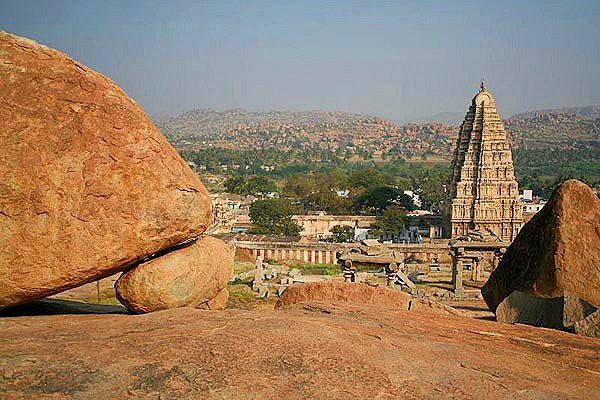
[155,106,600,159]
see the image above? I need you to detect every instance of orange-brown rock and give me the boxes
[276,282,412,309]
[115,236,232,313]
[0,31,212,308]
[198,287,229,310]
[482,180,600,333]
[0,301,598,398]
[275,281,462,315]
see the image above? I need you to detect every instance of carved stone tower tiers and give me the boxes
[447,82,522,241]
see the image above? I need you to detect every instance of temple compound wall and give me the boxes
[235,240,452,265]
[446,82,522,241]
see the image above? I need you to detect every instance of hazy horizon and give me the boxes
[2,0,600,122]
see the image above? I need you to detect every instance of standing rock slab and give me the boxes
[115,236,233,313]
[0,31,212,308]
[482,179,600,335]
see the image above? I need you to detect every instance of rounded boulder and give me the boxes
[115,236,233,313]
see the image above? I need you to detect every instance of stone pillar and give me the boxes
[454,258,464,299]
[318,250,323,264]
[253,255,264,290]
[303,250,309,262]
[471,258,482,281]
[451,251,457,285]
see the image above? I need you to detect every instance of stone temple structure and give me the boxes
[447,82,522,241]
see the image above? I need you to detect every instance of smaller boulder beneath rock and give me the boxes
[198,287,229,310]
[115,236,232,313]
[496,291,565,330]
[574,310,600,337]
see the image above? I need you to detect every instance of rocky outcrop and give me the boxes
[115,236,232,313]
[276,281,462,315]
[0,31,212,308]
[276,282,412,309]
[1,302,599,399]
[482,179,600,336]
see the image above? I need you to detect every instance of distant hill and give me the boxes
[506,106,600,150]
[510,105,600,120]
[155,109,458,159]
[155,105,600,158]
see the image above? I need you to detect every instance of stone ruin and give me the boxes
[230,255,332,298]
[0,31,232,313]
[449,229,508,299]
[336,240,416,290]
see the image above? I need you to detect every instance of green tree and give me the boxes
[249,199,301,236]
[225,176,277,195]
[353,186,415,214]
[347,167,387,191]
[369,206,407,239]
[418,171,447,212]
[330,225,355,243]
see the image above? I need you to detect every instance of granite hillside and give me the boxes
[155,106,600,158]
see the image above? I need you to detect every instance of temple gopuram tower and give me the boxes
[447,82,522,241]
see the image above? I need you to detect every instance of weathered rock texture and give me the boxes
[482,179,600,335]
[115,236,232,313]
[0,302,599,399]
[447,82,522,241]
[276,281,463,315]
[495,291,565,330]
[0,31,212,308]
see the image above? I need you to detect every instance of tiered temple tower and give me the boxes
[447,82,522,241]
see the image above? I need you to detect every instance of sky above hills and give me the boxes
[2,0,600,122]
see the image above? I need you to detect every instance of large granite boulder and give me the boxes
[0,31,212,308]
[482,179,600,335]
[115,236,233,313]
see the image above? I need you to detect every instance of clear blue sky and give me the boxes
[2,0,599,121]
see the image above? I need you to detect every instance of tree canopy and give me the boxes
[249,199,301,236]
[225,176,277,195]
[369,206,407,238]
[330,225,355,243]
[353,186,415,214]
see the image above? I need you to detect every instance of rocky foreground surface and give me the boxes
[1,301,599,399]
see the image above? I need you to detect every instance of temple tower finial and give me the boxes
[480,79,486,91]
